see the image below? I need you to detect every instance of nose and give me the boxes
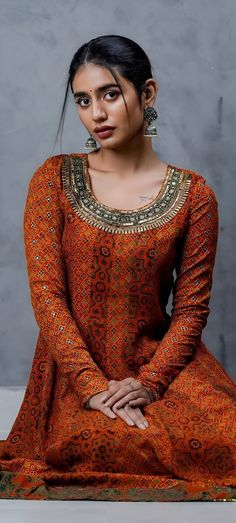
[91,100,107,121]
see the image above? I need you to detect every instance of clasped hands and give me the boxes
[87,377,153,430]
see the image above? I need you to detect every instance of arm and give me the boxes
[136,177,219,400]
[23,155,108,407]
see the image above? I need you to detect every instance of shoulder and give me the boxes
[173,164,218,211]
[30,154,67,181]
[28,153,86,188]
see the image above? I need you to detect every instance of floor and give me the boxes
[0,387,235,522]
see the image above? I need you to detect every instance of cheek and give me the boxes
[113,102,140,131]
[110,100,128,121]
[76,108,90,128]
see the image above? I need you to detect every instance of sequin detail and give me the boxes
[61,155,192,234]
[0,154,236,502]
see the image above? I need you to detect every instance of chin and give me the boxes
[98,136,130,150]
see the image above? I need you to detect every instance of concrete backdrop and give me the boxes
[0,0,235,385]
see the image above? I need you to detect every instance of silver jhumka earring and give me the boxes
[84,134,98,150]
[143,107,158,137]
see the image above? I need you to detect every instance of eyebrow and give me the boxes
[73,83,121,98]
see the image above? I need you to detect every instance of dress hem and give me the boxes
[0,468,236,502]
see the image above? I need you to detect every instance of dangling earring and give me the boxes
[143,107,158,137]
[84,134,98,150]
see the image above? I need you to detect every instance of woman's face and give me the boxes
[71,63,153,149]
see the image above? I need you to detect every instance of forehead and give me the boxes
[72,63,128,92]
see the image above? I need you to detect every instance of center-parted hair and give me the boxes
[55,34,154,148]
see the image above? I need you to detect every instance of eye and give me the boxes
[74,90,120,107]
[104,90,120,100]
[74,97,89,107]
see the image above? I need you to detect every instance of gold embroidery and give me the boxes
[61,155,192,234]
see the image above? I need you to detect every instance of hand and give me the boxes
[111,403,149,430]
[102,377,153,410]
[87,383,150,430]
[88,390,117,420]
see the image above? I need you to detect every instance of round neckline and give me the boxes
[81,153,172,213]
[62,154,192,233]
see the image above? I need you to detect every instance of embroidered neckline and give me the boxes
[61,154,192,234]
[83,153,172,213]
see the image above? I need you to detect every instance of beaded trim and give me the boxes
[61,154,192,234]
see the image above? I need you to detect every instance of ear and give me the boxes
[142,78,158,108]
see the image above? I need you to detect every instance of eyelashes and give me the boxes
[74,91,120,107]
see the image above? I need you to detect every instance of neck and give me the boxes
[94,134,159,179]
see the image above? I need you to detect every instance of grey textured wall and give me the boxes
[0,0,235,385]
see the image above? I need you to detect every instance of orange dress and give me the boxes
[0,153,236,501]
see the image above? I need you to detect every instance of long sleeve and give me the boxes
[137,177,219,400]
[23,155,109,407]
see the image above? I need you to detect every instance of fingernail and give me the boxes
[144,421,149,428]
[128,421,135,426]
[140,423,147,430]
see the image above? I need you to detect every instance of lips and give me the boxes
[94,126,115,132]
[94,126,116,139]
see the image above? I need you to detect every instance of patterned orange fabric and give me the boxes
[0,153,236,501]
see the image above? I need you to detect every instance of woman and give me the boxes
[0,35,236,502]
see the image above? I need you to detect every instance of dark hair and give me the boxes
[55,35,154,149]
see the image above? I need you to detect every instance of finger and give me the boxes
[99,387,121,403]
[103,384,139,407]
[128,398,149,408]
[108,380,117,387]
[102,383,122,401]
[121,377,136,385]
[101,390,118,404]
[102,387,129,406]
[102,379,143,404]
[107,378,139,396]
[113,404,148,430]
[122,379,142,390]
[112,391,144,409]
[101,405,117,419]
[112,405,135,427]
[123,406,149,429]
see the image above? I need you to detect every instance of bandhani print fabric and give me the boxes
[0,153,236,501]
